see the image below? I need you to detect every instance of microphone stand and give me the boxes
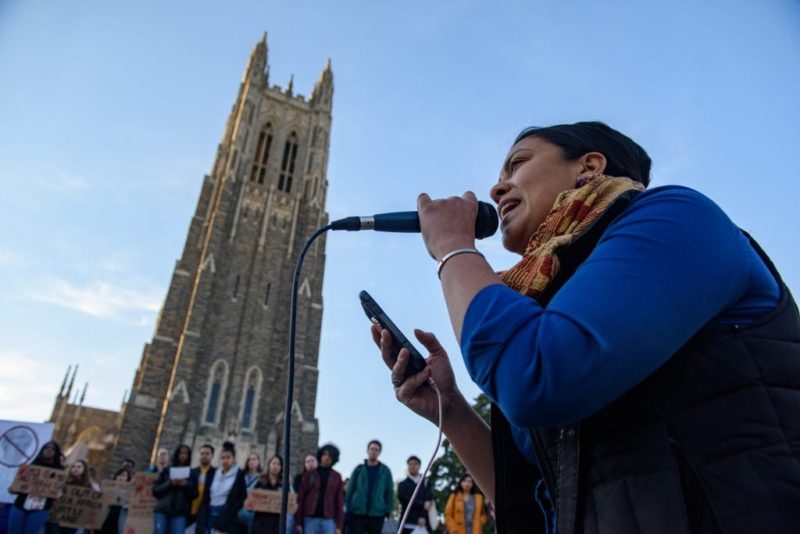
[279,223,333,534]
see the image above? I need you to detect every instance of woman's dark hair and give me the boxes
[261,455,284,485]
[172,445,192,467]
[367,439,382,451]
[113,468,132,482]
[317,443,340,466]
[67,459,92,487]
[514,121,651,187]
[456,473,476,495]
[32,441,63,469]
[221,441,236,457]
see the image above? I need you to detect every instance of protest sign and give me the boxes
[168,466,189,480]
[244,489,296,514]
[9,464,67,499]
[122,472,157,534]
[102,479,132,507]
[49,485,105,529]
[0,420,53,503]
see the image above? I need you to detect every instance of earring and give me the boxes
[576,173,600,188]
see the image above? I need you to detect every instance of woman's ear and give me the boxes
[580,151,607,175]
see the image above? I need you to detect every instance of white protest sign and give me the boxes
[0,420,53,503]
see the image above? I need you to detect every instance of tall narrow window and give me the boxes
[249,123,273,184]
[279,132,298,193]
[203,361,229,426]
[233,274,241,298]
[264,283,271,306]
[241,387,255,429]
[206,382,220,424]
[240,366,262,431]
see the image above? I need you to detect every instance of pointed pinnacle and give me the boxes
[67,364,78,397]
[59,365,72,396]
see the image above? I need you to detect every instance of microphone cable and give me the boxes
[395,377,443,534]
[279,223,333,534]
[280,223,449,534]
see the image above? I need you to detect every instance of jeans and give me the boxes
[208,506,224,532]
[303,517,335,534]
[118,509,128,533]
[285,513,295,534]
[153,513,186,534]
[8,508,50,534]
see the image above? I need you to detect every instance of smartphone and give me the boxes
[359,290,427,382]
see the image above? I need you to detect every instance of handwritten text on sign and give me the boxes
[49,485,105,529]
[122,472,158,534]
[245,489,297,514]
[9,464,67,499]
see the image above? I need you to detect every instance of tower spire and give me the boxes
[311,59,334,110]
[66,365,78,399]
[59,365,72,397]
[80,382,88,406]
[242,32,268,85]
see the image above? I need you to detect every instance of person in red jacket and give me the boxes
[294,444,344,534]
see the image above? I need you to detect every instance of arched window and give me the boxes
[203,360,229,426]
[250,123,274,184]
[278,132,298,193]
[240,366,263,430]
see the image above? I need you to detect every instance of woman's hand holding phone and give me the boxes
[370,324,463,426]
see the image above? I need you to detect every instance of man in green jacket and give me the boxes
[345,440,394,534]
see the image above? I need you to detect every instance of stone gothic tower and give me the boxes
[109,34,333,473]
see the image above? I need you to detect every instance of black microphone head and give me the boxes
[475,201,499,239]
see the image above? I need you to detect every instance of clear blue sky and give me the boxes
[1,0,798,480]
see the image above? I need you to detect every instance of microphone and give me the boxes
[329,201,499,239]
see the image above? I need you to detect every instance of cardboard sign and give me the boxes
[9,464,67,499]
[102,479,132,507]
[244,489,296,514]
[122,472,158,534]
[49,485,105,529]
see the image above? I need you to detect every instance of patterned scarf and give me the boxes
[500,174,644,297]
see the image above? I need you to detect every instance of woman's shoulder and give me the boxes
[613,184,741,242]
[631,185,726,214]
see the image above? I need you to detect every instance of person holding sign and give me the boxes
[100,468,132,534]
[250,455,284,534]
[152,445,198,534]
[8,442,64,534]
[57,460,98,534]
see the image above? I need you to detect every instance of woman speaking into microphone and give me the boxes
[372,121,800,533]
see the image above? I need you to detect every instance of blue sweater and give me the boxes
[460,186,780,465]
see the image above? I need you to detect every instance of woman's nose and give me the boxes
[490,181,509,203]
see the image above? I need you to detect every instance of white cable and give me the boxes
[397,378,444,534]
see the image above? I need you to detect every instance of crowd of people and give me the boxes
[7,439,490,534]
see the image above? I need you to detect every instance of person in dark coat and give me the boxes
[397,456,432,533]
[295,443,344,534]
[152,444,199,534]
[197,441,247,534]
[8,441,64,534]
[100,468,132,534]
[250,455,284,534]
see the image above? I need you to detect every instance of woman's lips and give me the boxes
[500,200,520,220]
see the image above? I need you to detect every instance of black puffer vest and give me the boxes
[492,192,800,533]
